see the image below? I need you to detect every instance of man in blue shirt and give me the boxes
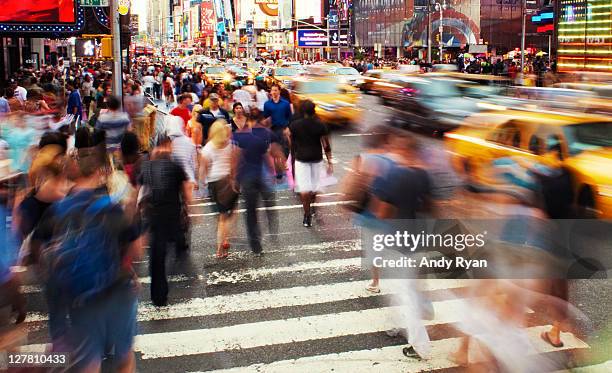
[263,85,292,158]
[66,81,83,118]
[232,123,279,255]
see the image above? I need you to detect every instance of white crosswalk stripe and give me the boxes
[17,236,596,372]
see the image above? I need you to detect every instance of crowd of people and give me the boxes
[0,59,338,370]
[0,56,583,372]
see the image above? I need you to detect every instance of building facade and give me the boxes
[354,0,550,60]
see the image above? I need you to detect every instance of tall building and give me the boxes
[147,0,172,46]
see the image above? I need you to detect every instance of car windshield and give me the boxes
[206,67,225,74]
[275,68,298,76]
[295,81,339,94]
[336,68,359,75]
[458,83,503,98]
[228,66,248,75]
[564,122,612,155]
[422,79,462,98]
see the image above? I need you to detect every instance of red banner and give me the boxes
[0,0,76,24]
[200,0,215,37]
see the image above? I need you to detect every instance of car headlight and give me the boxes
[598,185,612,198]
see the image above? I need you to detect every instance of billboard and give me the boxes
[200,0,215,36]
[238,0,281,29]
[295,0,322,24]
[278,0,292,29]
[298,29,328,47]
[191,5,200,39]
[0,0,76,24]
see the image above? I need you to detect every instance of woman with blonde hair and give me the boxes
[189,104,203,145]
[200,119,238,258]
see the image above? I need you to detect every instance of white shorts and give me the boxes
[294,160,323,193]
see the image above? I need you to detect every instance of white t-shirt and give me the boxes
[14,86,27,102]
[143,75,156,89]
[256,89,269,111]
[201,142,233,183]
[233,89,253,111]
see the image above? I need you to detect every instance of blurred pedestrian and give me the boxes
[232,115,278,256]
[201,120,238,258]
[197,93,230,145]
[96,95,131,155]
[137,135,192,306]
[229,102,248,132]
[289,100,332,227]
[31,142,144,372]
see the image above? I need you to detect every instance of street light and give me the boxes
[434,0,447,63]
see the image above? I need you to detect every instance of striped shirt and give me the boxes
[171,135,197,182]
[96,111,131,152]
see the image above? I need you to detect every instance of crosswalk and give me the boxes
[14,194,604,372]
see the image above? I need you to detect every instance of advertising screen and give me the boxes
[298,29,328,47]
[0,0,76,24]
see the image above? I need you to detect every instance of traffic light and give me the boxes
[435,33,440,43]
[101,37,113,58]
[264,20,269,29]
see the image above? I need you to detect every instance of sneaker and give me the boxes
[385,328,405,338]
[252,252,264,257]
[303,214,312,227]
[402,345,423,360]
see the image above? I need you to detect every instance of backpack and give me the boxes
[43,193,124,307]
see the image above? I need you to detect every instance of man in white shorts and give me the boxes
[289,100,332,227]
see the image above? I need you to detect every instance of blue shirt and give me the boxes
[0,205,18,284]
[263,98,292,128]
[233,127,275,182]
[67,90,82,117]
[0,97,9,114]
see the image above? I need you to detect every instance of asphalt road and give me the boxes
[17,95,611,372]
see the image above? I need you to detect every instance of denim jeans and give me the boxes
[240,177,278,253]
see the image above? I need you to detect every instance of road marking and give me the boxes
[133,298,538,359]
[198,326,589,373]
[340,133,377,137]
[23,279,471,323]
[189,200,352,217]
[188,193,343,208]
[19,254,363,295]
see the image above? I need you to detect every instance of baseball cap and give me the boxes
[209,93,220,100]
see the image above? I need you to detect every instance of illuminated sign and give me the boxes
[0,0,77,24]
[298,29,328,47]
[558,0,612,72]
[75,38,97,57]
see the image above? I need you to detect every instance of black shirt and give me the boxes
[289,116,329,163]
[138,156,187,214]
[372,164,431,219]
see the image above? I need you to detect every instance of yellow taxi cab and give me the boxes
[360,69,395,92]
[444,109,612,218]
[203,65,228,85]
[290,78,362,126]
[263,66,302,89]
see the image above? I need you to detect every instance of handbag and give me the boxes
[340,155,370,213]
[213,176,238,208]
